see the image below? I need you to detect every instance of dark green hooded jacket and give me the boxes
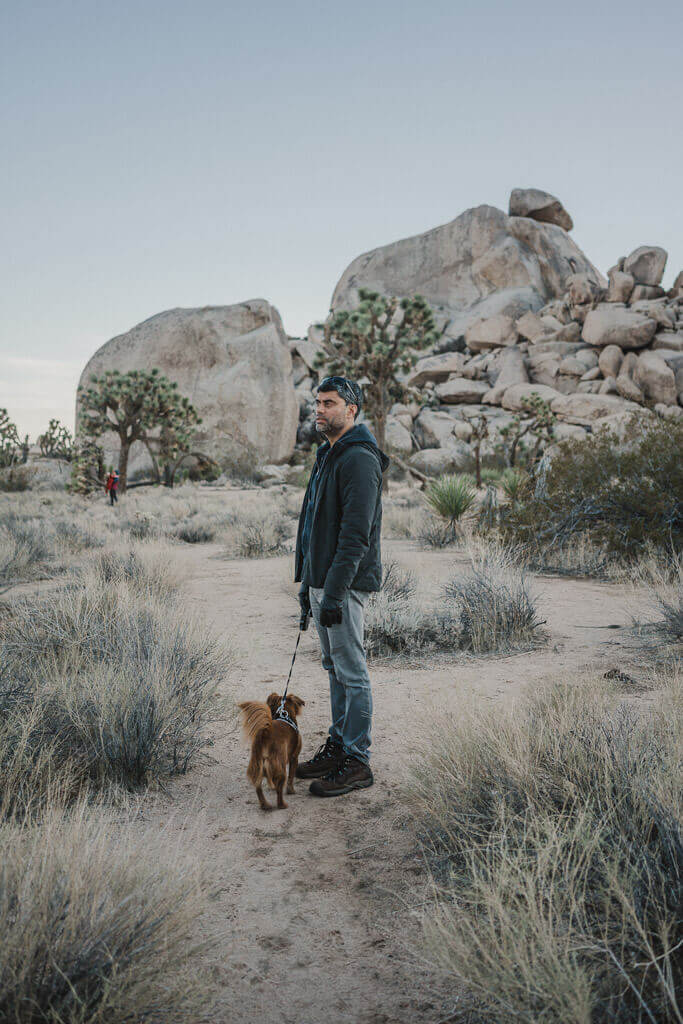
[294,423,390,602]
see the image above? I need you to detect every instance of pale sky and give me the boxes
[1,0,681,440]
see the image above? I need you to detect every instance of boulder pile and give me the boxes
[293,190,682,477]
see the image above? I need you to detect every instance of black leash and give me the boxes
[276,609,311,726]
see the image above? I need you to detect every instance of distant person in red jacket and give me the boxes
[105,469,119,506]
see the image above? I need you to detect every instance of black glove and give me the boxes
[298,583,311,631]
[319,595,343,627]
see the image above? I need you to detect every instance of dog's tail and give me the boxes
[238,701,273,743]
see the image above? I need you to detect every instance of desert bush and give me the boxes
[364,588,461,658]
[416,512,459,548]
[222,508,291,558]
[501,417,683,561]
[637,554,683,642]
[444,541,544,653]
[381,559,417,599]
[0,570,232,797]
[0,465,33,492]
[424,474,477,543]
[480,467,502,487]
[0,515,54,585]
[0,803,215,1022]
[408,672,682,1023]
[174,518,216,543]
[85,541,182,600]
[54,517,107,552]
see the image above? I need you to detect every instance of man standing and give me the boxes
[294,376,389,797]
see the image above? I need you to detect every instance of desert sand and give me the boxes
[126,524,653,1024]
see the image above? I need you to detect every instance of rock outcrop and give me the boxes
[330,198,604,351]
[77,300,298,471]
[508,188,574,232]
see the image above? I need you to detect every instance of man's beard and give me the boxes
[316,415,344,436]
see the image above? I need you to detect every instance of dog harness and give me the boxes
[273,705,299,732]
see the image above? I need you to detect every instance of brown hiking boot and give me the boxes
[309,755,374,797]
[295,736,344,779]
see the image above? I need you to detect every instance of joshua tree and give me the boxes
[0,408,21,468]
[68,439,105,495]
[469,414,489,488]
[77,369,200,492]
[497,394,556,469]
[315,289,441,456]
[38,419,73,461]
[146,421,218,487]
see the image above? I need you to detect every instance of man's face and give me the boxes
[315,388,356,437]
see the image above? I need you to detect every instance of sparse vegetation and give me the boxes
[366,543,544,658]
[444,540,545,653]
[408,670,682,1023]
[501,416,683,564]
[0,803,216,1023]
[0,546,233,802]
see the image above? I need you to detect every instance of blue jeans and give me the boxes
[308,586,372,764]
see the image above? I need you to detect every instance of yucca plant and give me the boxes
[501,467,528,504]
[424,474,477,543]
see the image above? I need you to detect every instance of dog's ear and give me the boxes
[286,695,305,715]
[266,692,281,713]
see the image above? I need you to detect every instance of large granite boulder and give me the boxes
[465,314,518,352]
[623,246,667,286]
[582,307,657,350]
[634,351,677,406]
[409,441,475,476]
[550,393,642,425]
[77,300,298,471]
[502,383,562,411]
[407,352,467,387]
[330,205,603,349]
[508,188,573,231]
[435,378,490,404]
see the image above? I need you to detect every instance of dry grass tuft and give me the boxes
[636,554,683,642]
[0,556,233,803]
[221,507,293,558]
[407,671,683,1023]
[445,539,545,653]
[366,542,544,659]
[0,802,216,1022]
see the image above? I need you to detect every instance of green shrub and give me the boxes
[501,417,683,560]
[408,672,682,1023]
[424,474,477,543]
[500,467,527,503]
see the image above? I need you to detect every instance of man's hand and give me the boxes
[319,595,343,627]
[298,582,311,615]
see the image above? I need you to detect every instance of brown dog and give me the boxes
[238,693,305,811]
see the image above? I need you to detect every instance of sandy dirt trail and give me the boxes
[139,537,649,1024]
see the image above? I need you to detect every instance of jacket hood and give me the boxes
[316,422,390,472]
